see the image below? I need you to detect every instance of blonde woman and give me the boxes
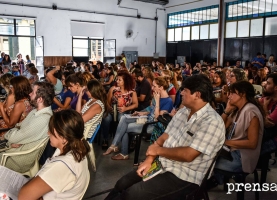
[161,69,178,103]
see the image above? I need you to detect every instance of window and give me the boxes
[175,28,182,41]
[237,20,250,37]
[250,18,263,36]
[167,5,219,28]
[0,17,36,60]
[167,29,175,42]
[72,37,103,62]
[210,23,218,39]
[225,18,263,38]
[226,21,237,38]
[265,16,277,36]
[182,27,190,40]
[226,0,277,20]
[191,26,200,40]
[200,25,209,39]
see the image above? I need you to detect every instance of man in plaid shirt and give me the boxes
[106,75,225,200]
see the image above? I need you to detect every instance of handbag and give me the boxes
[157,113,172,127]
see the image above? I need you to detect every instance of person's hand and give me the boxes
[117,105,127,113]
[263,96,272,107]
[55,65,61,71]
[11,143,22,148]
[137,160,152,177]
[146,142,161,157]
[78,86,87,97]
[169,108,178,117]
[225,100,236,114]
[153,91,161,102]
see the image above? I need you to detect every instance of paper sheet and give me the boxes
[0,166,29,200]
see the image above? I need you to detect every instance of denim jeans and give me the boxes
[111,115,154,155]
[214,150,243,184]
[100,112,126,141]
[105,170,198,200]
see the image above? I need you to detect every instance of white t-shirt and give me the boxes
[36,149,90,200]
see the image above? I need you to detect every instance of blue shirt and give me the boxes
[52,88,74,110]
[145,97,173,122]
[252,57,265,69]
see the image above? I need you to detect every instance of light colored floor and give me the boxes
[82,139,277,200]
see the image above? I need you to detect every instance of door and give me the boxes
[123,51,138,69]
[104,39,116,63]
[35,36,44,78]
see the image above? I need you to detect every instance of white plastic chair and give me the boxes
[0,137,49,177]
[253,84,263,95]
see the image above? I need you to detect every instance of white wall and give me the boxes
[0,0,167,57]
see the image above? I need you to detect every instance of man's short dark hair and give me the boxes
[33,82,55,107]
[132,69,143,78]
[182,74,213,103]
[267,73,277,86]
[262,53,267,57]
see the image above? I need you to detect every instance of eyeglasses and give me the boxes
[230,75,235,78]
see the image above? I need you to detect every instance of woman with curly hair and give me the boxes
[19,110,90,200]
[0,76,33,129]
[100,70,138,149]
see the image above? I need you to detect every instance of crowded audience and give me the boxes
[0,49,277,199]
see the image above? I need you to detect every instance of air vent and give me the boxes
[133,0,168,5]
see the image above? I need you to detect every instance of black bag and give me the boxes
[157,113,172,127]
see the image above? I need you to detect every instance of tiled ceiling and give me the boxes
[133,0,169,5]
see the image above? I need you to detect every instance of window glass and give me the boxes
[237,20,250,37]
[73,39,88,56]
[226,21,237,38]
[210,23,218,39]
[167,29,174,41]
[16,19,35,36]
[175,28,182,41]
[265,0,272,13]
[182,27,190,40]
[200,25,209,39]
[0,18,14,35]
[265,17,277,35]
[272,0,277,13]
[252,1,259,17]
[250,18,263,36]
[191,26,199,40]
[210,8,218,20]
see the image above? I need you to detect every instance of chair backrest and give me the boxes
[253,84,263,95]
[87,123,101,144]
[0,137,49,167]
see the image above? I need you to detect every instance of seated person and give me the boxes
[51,71,74,111]
[0,73,14,104]
[0,82,55,173]
[18,110,90,200]
[65,72,90,110]
[76,80,108,139]
[259,73,277,154]
[100,71,138,149]
[105,74,225,199]
[0,76,33,129]
[45,66,63,95]
[132,70,152,110]
[103,76,173,160]
[210,81,264,186]
[28,66,39,84]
